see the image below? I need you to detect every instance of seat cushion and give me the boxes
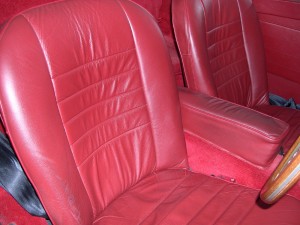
[97,169,300,225]
[254,105,300,153]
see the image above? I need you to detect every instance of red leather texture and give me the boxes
[132,0,184,86]
[1,0,300,224]
[172,0,268,107]
[172,0,300,153]
[253,0,300,103]
[98,169,300,224]
[0,0,58,25]
[179,88,289,167]
[0,1,187,223]
[253,105,300,153]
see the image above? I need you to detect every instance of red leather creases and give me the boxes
[254,105,300,153]
[96,169,300,225]
[172,0,269,106]
[179,88,289,167]
[131,0,184,86]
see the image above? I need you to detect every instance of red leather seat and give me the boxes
[0,0,299,224]
[172,0,300,153]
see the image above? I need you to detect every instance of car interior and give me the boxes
[0,0,299,224]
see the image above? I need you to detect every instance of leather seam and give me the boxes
[213,56,247,75]
[186,183,229,224]
[210,45,244,63]
[155,174,211,224]
[207,19,241,33]
[57,66,139,103]
[138,173,191,223]
[260,20,300,32]
[64,86,144,126]
[182,103,288,141]
[52,48,136,79]
[207,32,243,49]
[235,200,257,225]
[78,122,151,167]
[216,70,248,90]
[212,189,244,224]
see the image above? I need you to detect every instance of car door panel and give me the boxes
[254,0,300,102]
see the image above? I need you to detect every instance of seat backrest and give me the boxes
[173,0,269,107]
[0,0,188,224]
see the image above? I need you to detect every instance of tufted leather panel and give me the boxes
[172,0,300,153]
[1,0,300,224]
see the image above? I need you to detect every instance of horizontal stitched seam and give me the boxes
[52,48,136,79]
[71,101,146,145]
[266,61,300,83]
[207,19,240,33]
[216,70,248,90]
[182,103,283,141]
[210,45,244,63]
[57,67,139,103]
[207,32,242,49]
[63,86,143,125]
[79,122,150,167]
[212,57,247,75]
[260,20,300,33]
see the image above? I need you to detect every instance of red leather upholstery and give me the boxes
[0,0,300,224]
[179,88,289,167]
[172,0,300,152]
[132,0,184,86]
[98,170,300,224]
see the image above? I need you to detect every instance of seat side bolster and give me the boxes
[172,0,217,96]
[0,14,93,225]
[237,0,269,106]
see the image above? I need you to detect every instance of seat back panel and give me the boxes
[201,0,252,106]
[173,0,269,107]
[24,0,157,216]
